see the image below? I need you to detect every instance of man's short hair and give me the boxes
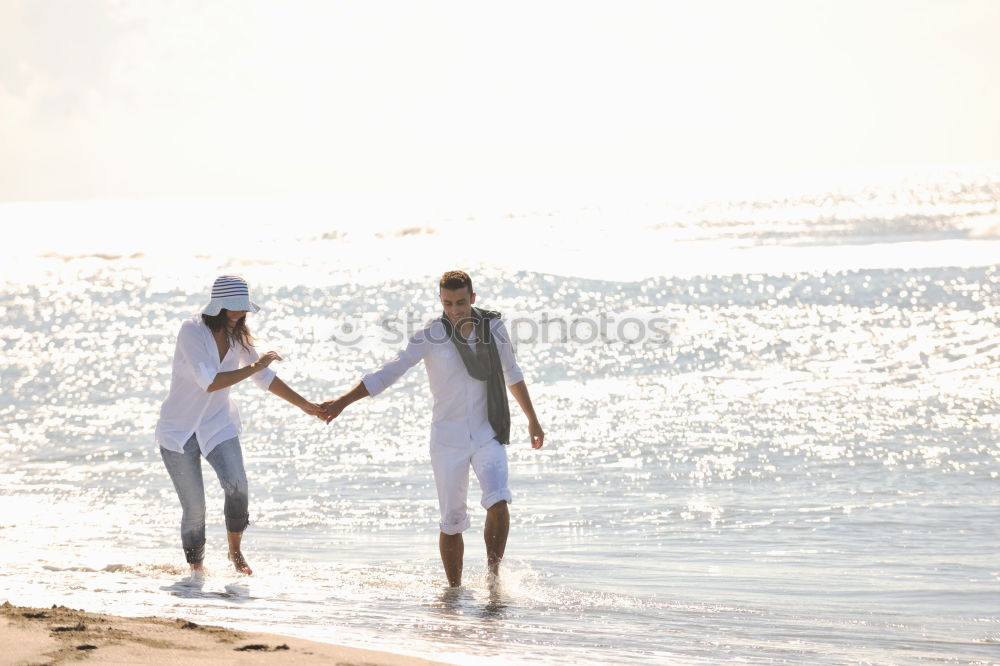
[439,270,473,294]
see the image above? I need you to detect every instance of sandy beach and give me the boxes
[0,602,446,666]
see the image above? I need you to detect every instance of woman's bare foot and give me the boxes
[228,550,253,575]
[181,563,206,586]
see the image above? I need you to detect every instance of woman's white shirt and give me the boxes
[155,315,276,456]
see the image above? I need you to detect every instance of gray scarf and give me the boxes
[440,307,511,445]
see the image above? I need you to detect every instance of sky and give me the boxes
[1,0,999,203]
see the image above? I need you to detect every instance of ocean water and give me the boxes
[1,166,998,664]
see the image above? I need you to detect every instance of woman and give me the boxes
[155,275,320,576]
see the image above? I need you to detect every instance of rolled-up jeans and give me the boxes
[160,434,249,564]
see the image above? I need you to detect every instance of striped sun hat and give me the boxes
[202,275,261,316]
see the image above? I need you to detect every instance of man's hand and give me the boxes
[508,381,543,449]
[317,382,370,425]
[528,420,545,449]
[320,397,347,424]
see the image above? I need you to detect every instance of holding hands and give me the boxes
[319,397,347,424]
[312,382,369,425]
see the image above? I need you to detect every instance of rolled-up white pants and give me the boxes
[431,438,513,535]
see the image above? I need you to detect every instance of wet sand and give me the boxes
[0,602,446,665]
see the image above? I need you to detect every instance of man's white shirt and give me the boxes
[362,318,523,448]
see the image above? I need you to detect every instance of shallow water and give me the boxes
[1,166,999,664]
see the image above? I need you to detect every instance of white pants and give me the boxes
[431,439,512,535]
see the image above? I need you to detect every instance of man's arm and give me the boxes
[320,329,430,424]
[492,318,543,448]
[508,380,544,449]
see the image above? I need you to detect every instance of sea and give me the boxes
[1,165,998,665]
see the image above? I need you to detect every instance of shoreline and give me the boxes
[1,601,448,665]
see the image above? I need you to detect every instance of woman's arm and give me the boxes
[269,376,322,415]
[206,351,281,392]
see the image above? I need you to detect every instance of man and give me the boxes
[321,270,544,587]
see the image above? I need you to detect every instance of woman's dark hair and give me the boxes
[201,309,256,352]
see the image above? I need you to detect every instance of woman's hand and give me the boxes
[300,402,323,417]
[254,351,283,370]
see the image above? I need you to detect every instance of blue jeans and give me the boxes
[160,434,249,564]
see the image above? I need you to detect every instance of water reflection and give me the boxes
[432,585,474,616]
[160,573,255,603]
[160,573,206,598]
[431,582,510,621]
[479,590,509,620]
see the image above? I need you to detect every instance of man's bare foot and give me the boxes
[228,550,253,575]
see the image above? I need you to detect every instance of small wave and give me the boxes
[101,562,188,577]
[39,252,145,262]
[42,565,98,573]
[378,226,438,238]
